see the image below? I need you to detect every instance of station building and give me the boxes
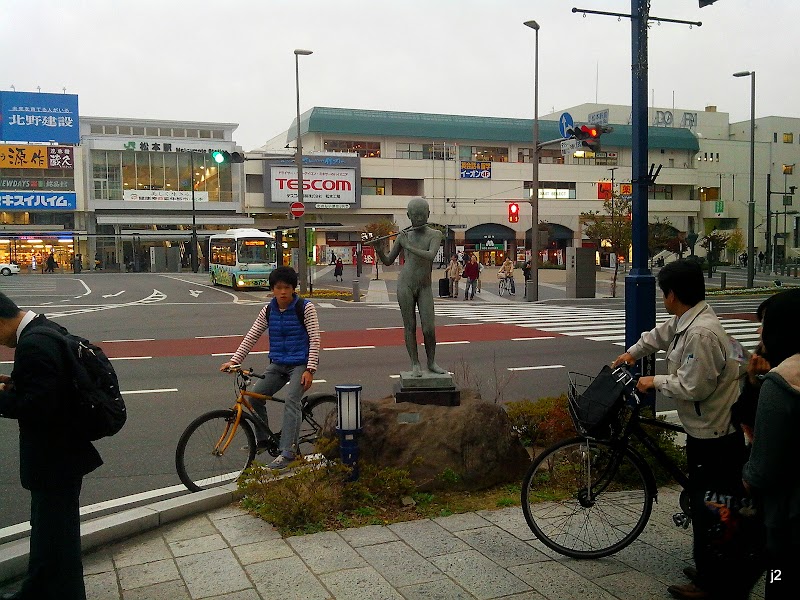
[249,103,799,266]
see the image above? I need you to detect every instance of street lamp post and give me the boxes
[189,151,199,273]
[523,19,539,302]
[294,48,313,294]
[733,70,756,288]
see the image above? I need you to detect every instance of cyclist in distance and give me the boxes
[612,259,749,600]
[220,266,320,471]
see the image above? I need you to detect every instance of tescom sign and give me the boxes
[270,166,357,204]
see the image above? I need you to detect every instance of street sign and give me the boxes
[588,109,609,126]
[560,139,581,155]
[620,183,633,197]
[290,201,305,217]
[783,195,793,206]
[714,200,724,216]
[558,112,574,139]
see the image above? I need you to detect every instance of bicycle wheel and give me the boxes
[521,436,653,559]
[298,394,337,454]
[176,409,256,492]
[498,279,506,295]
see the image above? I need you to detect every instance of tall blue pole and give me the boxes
[624,0,656,394]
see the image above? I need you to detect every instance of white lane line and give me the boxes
[122,388,178,395]
[312,379,327,383]
[512,336,555,341]
[507,365,565,371]
[103,338,156,343]
[109,356,152,361]
[366,326,403,330]
[210,350,268,357]
[430,340,469,345]
[196,334,242,339]
[323,345,376,351]
[1,360,12,365]
[441,323,485,327]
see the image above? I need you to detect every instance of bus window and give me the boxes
[238,240,269,263]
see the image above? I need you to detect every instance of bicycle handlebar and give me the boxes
[224,365,265,379]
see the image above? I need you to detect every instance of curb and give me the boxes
[0,484,241,584]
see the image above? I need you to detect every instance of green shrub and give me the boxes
[505,395,575,448]
[239,460,416,536]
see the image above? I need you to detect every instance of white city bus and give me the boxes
[208,228,277,289]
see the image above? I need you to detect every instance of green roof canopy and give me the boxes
[289,107,699,152]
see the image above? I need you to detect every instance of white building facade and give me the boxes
[248,104,799,267]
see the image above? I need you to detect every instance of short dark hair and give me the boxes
[761,289,800,367]
[0,292,22,319]
[268,266,298,289]
[657,259,705,306]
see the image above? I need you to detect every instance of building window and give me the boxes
[361,178,386,195]
[649,185,673,200]
[392,179,422,195]
[697,186,718,202]
[324,140,381,157]
[784,133,794,144]
[396,143,423,159]
[525,181,576,199]
[458,146,508,162]
[774,133,778,143]
[90,124,104,134]
[246,174,263,193]
[423,143,456,160]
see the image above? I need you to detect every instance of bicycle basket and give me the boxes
[568,365,626,436]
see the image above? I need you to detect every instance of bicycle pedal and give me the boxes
[672,512,691,529]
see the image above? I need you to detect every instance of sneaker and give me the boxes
[268,454,297,471]
[667,582,709,600]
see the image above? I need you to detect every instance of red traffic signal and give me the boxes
[508,202,520,223]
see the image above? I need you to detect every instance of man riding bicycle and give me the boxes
[220,267,320,471]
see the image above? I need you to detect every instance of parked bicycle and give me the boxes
[175,366,336,492]
[521,365,691,559]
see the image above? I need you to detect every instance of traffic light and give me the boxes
[567,124,612,153]
[508,202,520,223]
[211,150,246,164]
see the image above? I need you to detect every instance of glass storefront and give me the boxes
[0,235,75,270]
[91,150,233,203]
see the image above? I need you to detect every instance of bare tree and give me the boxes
[581,194,632,298]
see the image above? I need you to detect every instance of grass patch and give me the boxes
[239,459,523,537]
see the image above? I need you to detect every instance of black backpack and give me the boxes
[33,327,127,441]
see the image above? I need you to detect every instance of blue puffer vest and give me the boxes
[267,295,309,366]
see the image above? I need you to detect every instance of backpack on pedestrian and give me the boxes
[32,327,127,440]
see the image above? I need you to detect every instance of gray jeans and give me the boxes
[251,362,307,456]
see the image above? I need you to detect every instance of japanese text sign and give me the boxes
[0,192,76,210]
[0,145,74,169]
[0,91,80,145]
[460,161,492,179]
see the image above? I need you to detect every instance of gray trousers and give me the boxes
[251,362,307,456]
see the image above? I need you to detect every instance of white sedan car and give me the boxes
[0,262,21,276]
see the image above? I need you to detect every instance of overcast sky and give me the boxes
[2,0,795,150]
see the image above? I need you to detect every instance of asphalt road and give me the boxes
[0,270,765,531]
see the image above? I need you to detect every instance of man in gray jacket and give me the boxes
[613,259,747,600]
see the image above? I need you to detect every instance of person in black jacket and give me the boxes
[0,291,103,600]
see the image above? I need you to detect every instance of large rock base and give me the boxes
[324,390,530,491]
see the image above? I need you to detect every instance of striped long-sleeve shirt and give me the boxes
[230,301,320,372]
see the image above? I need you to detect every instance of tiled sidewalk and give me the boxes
[57,488,764,600]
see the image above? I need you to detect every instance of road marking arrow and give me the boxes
[189,290,203,298]
[102,291,125,298]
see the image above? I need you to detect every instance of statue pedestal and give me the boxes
[394,371,460,406]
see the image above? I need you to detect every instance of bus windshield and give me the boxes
[237,239,270,264]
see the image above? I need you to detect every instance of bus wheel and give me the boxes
[231,278,239,290]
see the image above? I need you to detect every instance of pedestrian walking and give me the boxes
[612,259,749,599]
[45,252,56,274]
[446,255,461,298]
[0,291,104,600]
[333,258,344,281]
[758,250,765,270]
[463,254,480,300]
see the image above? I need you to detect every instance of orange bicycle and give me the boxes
[175,366,336,492]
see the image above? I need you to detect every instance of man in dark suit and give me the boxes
[0,292,103,600]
